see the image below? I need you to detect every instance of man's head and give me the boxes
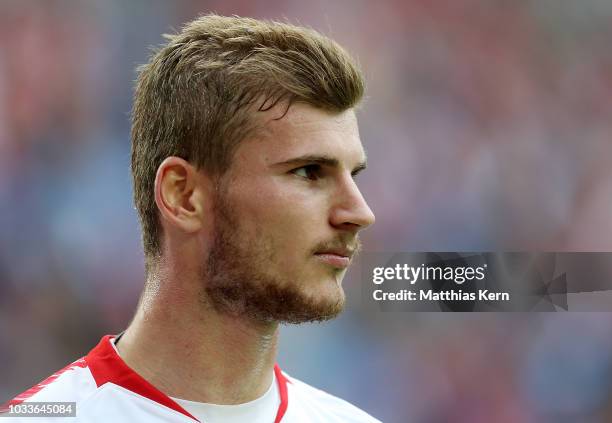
[131,15,374,323]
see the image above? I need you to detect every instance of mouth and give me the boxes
[314,248,353,269]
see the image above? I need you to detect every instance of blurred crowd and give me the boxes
[1,1,612,422]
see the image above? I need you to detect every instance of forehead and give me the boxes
[243,103,365,166]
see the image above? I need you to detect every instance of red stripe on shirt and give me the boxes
[274,363,290,423]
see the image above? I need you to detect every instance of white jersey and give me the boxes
[1,335,381,422]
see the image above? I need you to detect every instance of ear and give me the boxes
[154,157,211,235]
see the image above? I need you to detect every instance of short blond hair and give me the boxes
[131,14,365,264]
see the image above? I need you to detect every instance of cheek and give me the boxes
[230,179,329,254]
[235,178,325,224]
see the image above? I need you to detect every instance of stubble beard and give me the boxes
[203,193,346,324]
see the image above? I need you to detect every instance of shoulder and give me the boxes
[4,358,96,404]
[2,336,197,422]
[282,371,382,422]
[0,358,96,422]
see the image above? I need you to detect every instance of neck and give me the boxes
[116,268,279,405]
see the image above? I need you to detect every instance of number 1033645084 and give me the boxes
[1,402,76,417]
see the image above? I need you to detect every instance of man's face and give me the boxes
[204,103,375,324]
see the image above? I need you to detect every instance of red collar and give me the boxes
[85,335,289,422]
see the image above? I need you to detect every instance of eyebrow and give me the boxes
[275,154,368,175]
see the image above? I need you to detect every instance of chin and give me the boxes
[306,276,346,306]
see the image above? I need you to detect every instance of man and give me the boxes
[2,14,378,422]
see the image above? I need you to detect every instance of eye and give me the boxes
[292,164,322,180]
[351,165,366,180]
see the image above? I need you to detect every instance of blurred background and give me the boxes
[1,1,612,422]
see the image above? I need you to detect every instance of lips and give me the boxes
[314,247,354,269]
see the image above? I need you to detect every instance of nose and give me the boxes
[329,176,375,232]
